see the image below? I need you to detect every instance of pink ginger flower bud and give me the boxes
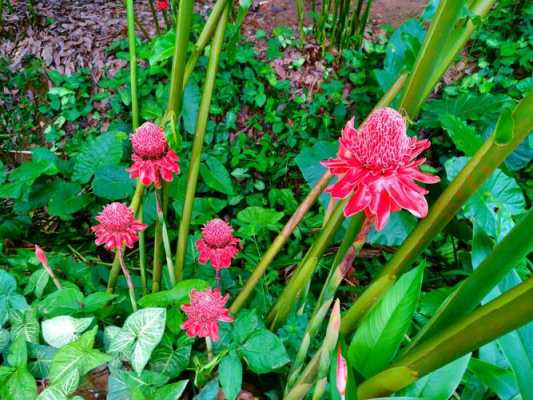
[336,346,348,399]
[196,218,240,271]
[35,245,48,266]
[322,108,440,231]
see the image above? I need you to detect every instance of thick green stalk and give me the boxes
[406,208,533,352]
[155,189,176,287]
[152,224,163,292]
[230,172,331,313]
[267,199,347,329]
[166,0,194,120]
[107,184,145,292]
[174,5,229,281]
[295,0,305,47]
[126,0,139,129]
[357,278,533,399]
[355,0,373,47]
[286,300,342,400]
[341,91,533,335]
[398,0,465,118]
[285,216,363,394]
[182,0,228,87]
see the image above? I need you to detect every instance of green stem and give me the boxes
[118,247,138,312]
[126,0,139,129]
[398,0,495,119]
[230,172,332,313]
[138,204,147,296]
[357,278,533,399]
[341,91,533,335]
[267,199,347,329]
[295,0,306,47]
[107,184,145,292]
[406,208,533,352]
[182,0,228,89]
[166,0,194,120]
[174,5,229,281]
[155,188,176,287]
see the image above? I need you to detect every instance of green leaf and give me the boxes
[200,157,235,195]
[232,309,265,344]
[150,335,191,379]
[219,351,242,400]
[445,157,526,239]
[348,265,424,378]
[0,160,58,200]
[92,165,135,200]
[368,212,417,246]
[138,279,208,308]
[469,358,520,400]
[48,181,90,220]
[49,327,111,386]
[0,365,37,400]
[72,132,124,184]
[38,288,84,318]
[295,140,336,187]
[83,292,117,313]
[153,380,188,400]
[24,269,50,299]
[236,206,284,238]
[28,344,57,379]
[149,30,175,65]
[42,316,94,348]
[10,309,40,343]
[182,79,200,134]
[239,329,290,374]
[109,308,166,374]
[439,113,484,156]
[7,336,28,368]
[400,354,471,399]
[194,379,219,400]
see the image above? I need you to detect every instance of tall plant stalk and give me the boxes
[174,5,230,281]
[126,0,139,129]
[341,91,533,335]
[267,199,347,328]
[147,0,161,35]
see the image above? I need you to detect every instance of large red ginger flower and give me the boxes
[181,288,233,341]
[128,122,180,187]
[322,108,440,231]
[156,0,169,11]
[91,202,147,251]
[196,218,240,271]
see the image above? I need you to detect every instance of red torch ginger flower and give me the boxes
[91,202,147,251]
[336,346,348,399]
[156,0,169,11]
[35,245,48,266]
[181,288,233,341]
[322,108,440,231]
[128,122,180,187]
[196,218,240,271]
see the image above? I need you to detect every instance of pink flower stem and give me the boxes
[155,189,176,287]
[41,261,62,290]
[118,247,138,312]
[138,204,147,296]
[215,269,221,289]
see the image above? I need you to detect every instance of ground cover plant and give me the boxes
[0,0,531,399]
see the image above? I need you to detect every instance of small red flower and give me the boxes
[156,0,169,11]
[128,122,180,187]
[196,218,239,271]
[35,245,48,266]
[322,108,440,231]
[181,288,233,341]
[91,202,147,251]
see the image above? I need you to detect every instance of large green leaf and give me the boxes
[49,327,110,386]
[10,309,40,344]
[200,157,235,195]
[47,181,90,220]
[182,79,200,134]
[92,165,135,200]
[109,308,166,374]
[0,160,58,201]
[0,365,37,400]
[469,358,519,400]
[348,265,424,378]
[149,335,191,379]
[368,211,417,246]
[439,113,484,156]
[445,157,525,238]
[37,288,84,318]
[219,350,242,400]
[400,354,471,399]
[236,206,284,238]
[138,279,208,308]
[238,329,289,374]
[72,132,125,184]
[42,316,94,348]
